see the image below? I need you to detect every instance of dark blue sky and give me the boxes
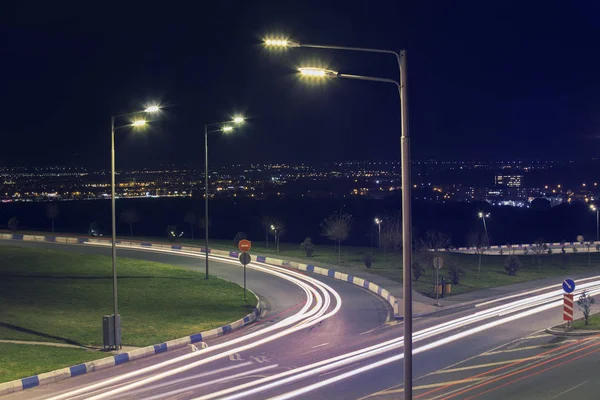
[1,0,599,169]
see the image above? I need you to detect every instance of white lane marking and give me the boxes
[202,287,600,400]
[141,365,279,400]
[551,380,588,399]
[312,342,330,348]
[116,362,253,398]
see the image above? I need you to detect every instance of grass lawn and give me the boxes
[0,343,107,383]
[4,230,600,300]
[0,245,255,348]
[571,312,600,330]
[137,236,600,299]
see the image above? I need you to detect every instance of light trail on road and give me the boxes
[43,243,342,400]
[189,281,600,400]
[7,240,600,400]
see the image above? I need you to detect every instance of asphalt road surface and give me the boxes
[1,240,600,399]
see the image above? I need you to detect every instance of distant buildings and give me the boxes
[1,160,598,207]
[495,175,523,187]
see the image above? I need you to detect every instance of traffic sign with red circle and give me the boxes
[238,239,251,252]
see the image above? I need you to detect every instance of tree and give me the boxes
[530,239,546,271]
[119,209,140,237]
[561,246,569,270]
[89,221,100,236]
[320,210,353,263]
[7,217,18,232]
[184,212,197,239]
[233,232,248,245]
[380,213,403,254]
[506,243,514,255]
[448,264,466,285]
[468,231,487,279]
[504,255,521,276]
[412,261,425,282]
[300,237,315,257]
[585,242,593,268]
[46,203,59,233]
[362,253,373,268]
[530,198,551,211]
[577,290,595,326]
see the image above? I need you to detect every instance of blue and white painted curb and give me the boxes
[0,233,401,317]
[0,232,400,395]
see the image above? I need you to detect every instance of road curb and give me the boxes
[1,233,404,319]
[545,326,600,337]
[0,306,260,396]
[0,236,262,396]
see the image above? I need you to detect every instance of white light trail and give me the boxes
[47,244,342,400]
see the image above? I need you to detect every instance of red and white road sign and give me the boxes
[238,239,251,253]
[563,293,574,321]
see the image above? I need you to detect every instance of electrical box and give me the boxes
[102,314,121,350]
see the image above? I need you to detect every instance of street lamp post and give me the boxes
[265,38,413,397]
[271,224,279,253]
[478,212,490,246]
[374,218,383,248]
[204,117,244,279]
[109,105,159,350]
[591,205,599,242]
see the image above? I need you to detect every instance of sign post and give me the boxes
[433,256,444,306]
[238,252,251,302]
[562,278,576,328]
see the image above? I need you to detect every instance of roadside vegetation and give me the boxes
[0,343,107,383]
[0,245,255,382]
[105,234,600,299]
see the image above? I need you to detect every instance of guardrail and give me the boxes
[441,241,599,256]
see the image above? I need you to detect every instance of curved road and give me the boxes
[1,241,600,399]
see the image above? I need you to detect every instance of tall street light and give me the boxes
[270,224,279,253]
[110,104,160,349]
[478,212,491,246]
[265,37,414,398]
[591,205,599,242]
[374,218,383,248]
[204,116,245,279]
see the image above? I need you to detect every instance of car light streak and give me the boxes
[196,288,600,400]
[47,244,342,400]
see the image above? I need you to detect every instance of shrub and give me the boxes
[412,261,425,281]
[7,217,18,232]
[577,290,596,326]
[504,255,521,276]
[300,237,315,257]
[362,252,373,268]
[233,232,248,245]
[448,264,466,284]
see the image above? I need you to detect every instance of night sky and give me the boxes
[1,1,599,169]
